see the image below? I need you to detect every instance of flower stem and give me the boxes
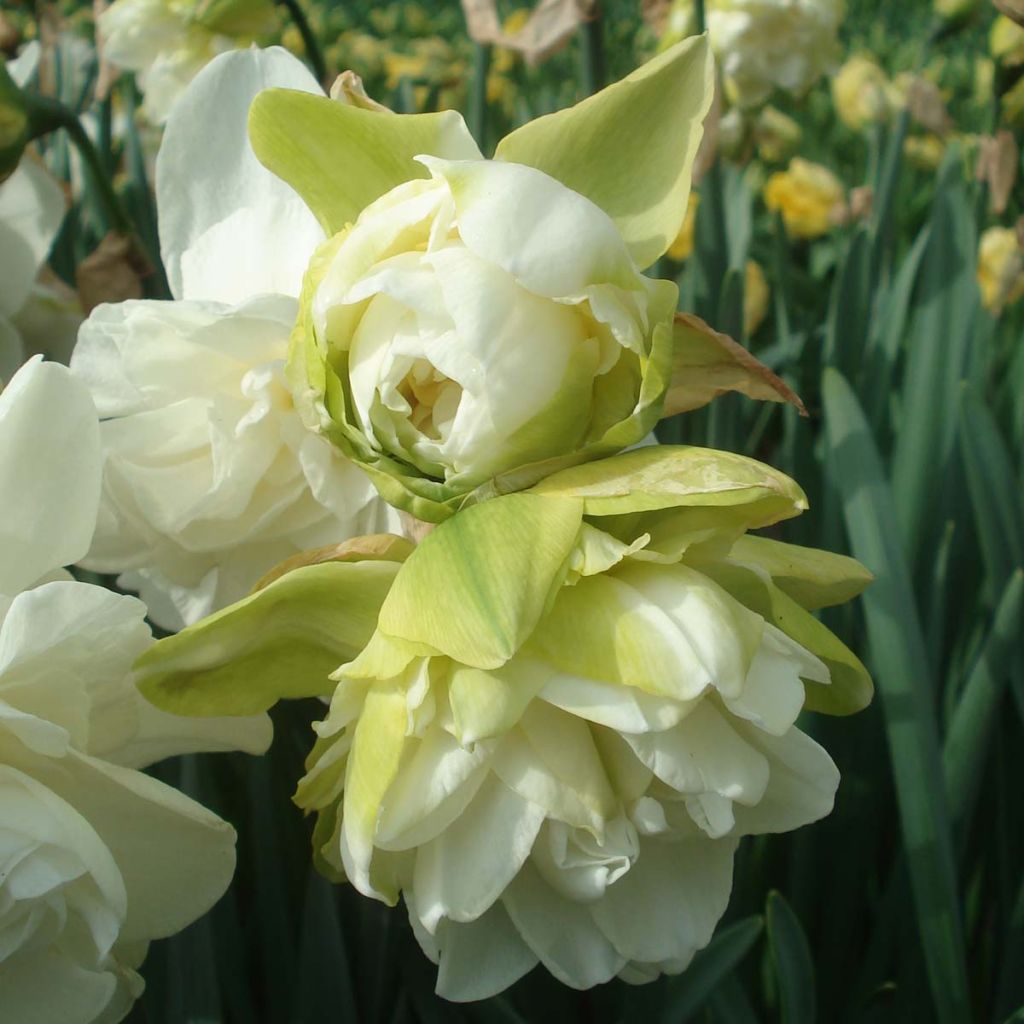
[25,92,131,235]
[468,42,491,151]
[579,2,606,96]
[276,0,326,85]
[694,0,707,33]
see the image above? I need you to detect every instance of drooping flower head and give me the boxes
[138,446,873,999]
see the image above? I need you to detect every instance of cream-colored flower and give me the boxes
[764,157,845,239]
[72,49,400,631]
[99,0,279,124]
[664,0,845,107]
[978,225,1024,313]
[137,448,873,1001]
[0,356,269,1023]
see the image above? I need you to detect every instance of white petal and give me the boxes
[24,748,237,942]
[730,724,839,836]
[625,700,770,820]
[0,581,150,752]
[156,46,324,303]
[591,834,736,966]
[375,727,493,851]
[0,358,101,595]
[502,861,627,989]
[433,902,538,1002]
[0,161,65,319]
[412,775,544,932]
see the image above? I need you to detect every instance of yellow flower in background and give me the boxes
[991,14,1024,65]
[904,134,947,171]
[755,106,802,163]
[745,259,770,336]
[978,226,1024,313]
[764,158,845,239]
[668,193,700,261]
[934,0,980,22]
[832,55,891,130]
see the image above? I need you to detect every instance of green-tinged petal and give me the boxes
[448,658,552,744]
[494,36,714,269]
[702,563,873,716]
[135,559,403,717]
[528,561,764,702]
[529,444,807,522]
[249,90,481,236]
[377,493,584,668]
[339,677,412,903]
[727,535,874,611]
[664,314,806,417]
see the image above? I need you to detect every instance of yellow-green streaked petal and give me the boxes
[493,36,714,269]
[529,444,807,522]
[377,493,584,669]
[135,560,401,717]
[249,89,481,236]
[728,535,874,611]
[340,677,413,903]
[663,313,806,417]
[702,563,874,716]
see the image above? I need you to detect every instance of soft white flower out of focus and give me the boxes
[0,356,269,1023]
[0,48,82,382]
[72,48,400,630]
[99,0,279,125]
[666,0,845,107]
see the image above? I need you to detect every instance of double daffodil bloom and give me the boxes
[0,357,269,1023]
[137,446,873,1000]
[251,38,719,522]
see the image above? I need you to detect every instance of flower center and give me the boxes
[397,359,463,442]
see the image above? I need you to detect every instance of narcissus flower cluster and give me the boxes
[2,29,876,1015]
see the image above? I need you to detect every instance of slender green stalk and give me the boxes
[25,93,131,235]
[694,0,707,33]
[276,0,326,84]
[579,2,606,96]
[468,42,491,151]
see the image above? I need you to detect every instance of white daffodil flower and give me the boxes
[99,0,280,125]
[0,356,269,1023]
[72,47,401,631]
[0,44,81,381]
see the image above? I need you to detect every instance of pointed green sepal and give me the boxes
[249,89,481,235]
[703,563,874,715]
[494,36,714,269]
[377,493,585,668]
[728,535,874,611]
[529,445,807,524]
[135,556,406,717]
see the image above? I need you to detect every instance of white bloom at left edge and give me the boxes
[0,46,83,383]
[71,47,402,631]
[0,356,271,1023]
